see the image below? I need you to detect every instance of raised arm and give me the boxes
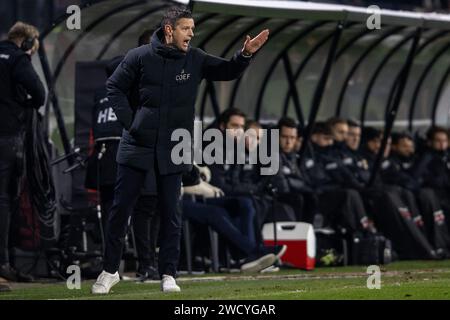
[201,29,269,81]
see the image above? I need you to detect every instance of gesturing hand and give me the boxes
[242,29,270,56]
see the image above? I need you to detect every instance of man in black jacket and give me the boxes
[309,122,370,234]
[413,126,450,230]
[381,132,450,256]
[0,22,45,283]
[359,127,436,259]
[85,31,162,281]
[271,117,313,222]
[85,55,160,282]
[207,110,267,252]
[92,6,269,294]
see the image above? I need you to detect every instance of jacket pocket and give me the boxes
[128,107,159,147]
[130,107,159,134]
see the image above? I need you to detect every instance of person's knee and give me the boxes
[237,197,256,216]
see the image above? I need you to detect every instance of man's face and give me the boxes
[222,115,245,139]
[367,137,382,154]
[164,18,195,52]
[430,132,449,152]
[245,125,263,151]
[311,133,334,148]
[280,126,298,154]
[331,122,349,143]
[346,126,361,151]
[393,138,415,158]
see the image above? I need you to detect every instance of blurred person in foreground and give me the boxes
[0,22,45,283]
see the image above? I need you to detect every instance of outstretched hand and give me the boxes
[242,29,270,56]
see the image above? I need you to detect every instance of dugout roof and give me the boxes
[37,0,450,156]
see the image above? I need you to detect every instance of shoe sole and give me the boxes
[260,265,280,273]
[240,254,276,273]
[162,287,181,293]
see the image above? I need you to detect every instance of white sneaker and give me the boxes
[91,270,120,294]
[161,274,180,292]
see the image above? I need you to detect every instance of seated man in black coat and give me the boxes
[309,122,370,234]
[270,117,314,222]
[381,132,450,256]
[413,126,450,231]
[358,127,436,260]
[181,166,285,273]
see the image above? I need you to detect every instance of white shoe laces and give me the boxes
[95,272,115,289]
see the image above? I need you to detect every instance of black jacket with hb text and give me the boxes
[0,40,45,136]
[106,28,251,174]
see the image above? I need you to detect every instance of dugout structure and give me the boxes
[34,0,450,203]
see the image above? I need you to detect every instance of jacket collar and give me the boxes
[151,28,188,59]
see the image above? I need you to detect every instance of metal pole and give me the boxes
[298,22,344,159]
[38,43,73,161]
[282,55,304,126]
[360,31,416,126]
[255,21,328,120]
[431,65,450,125]
[409,41,450,131]
[335,27,404,117]
[367,28,422,187]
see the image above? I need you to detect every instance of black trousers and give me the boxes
[318,188,367,233]
[100,185,160,271]
[416,188,450,252]
[430,188,450,230]
[0,134,23,264]
[131,195,160,271]
[362,185,435,259]
[103,164,182,277]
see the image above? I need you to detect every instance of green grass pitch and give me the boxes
[1,260,449,300]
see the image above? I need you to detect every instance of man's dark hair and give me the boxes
[327,117,347,128]
[218,108,246,126]
[361,127,382,143]
[391,132,413,145]
[426,126,449,141]
[161,6,193,29]
[277,117,297,131]
[245,119,262,130]
[138,29,153,46]
[311,122,332,136]
[347,119,360,128]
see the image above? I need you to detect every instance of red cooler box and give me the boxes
[262,222,316,270]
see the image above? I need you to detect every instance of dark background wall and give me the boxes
[0,0,102,37]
